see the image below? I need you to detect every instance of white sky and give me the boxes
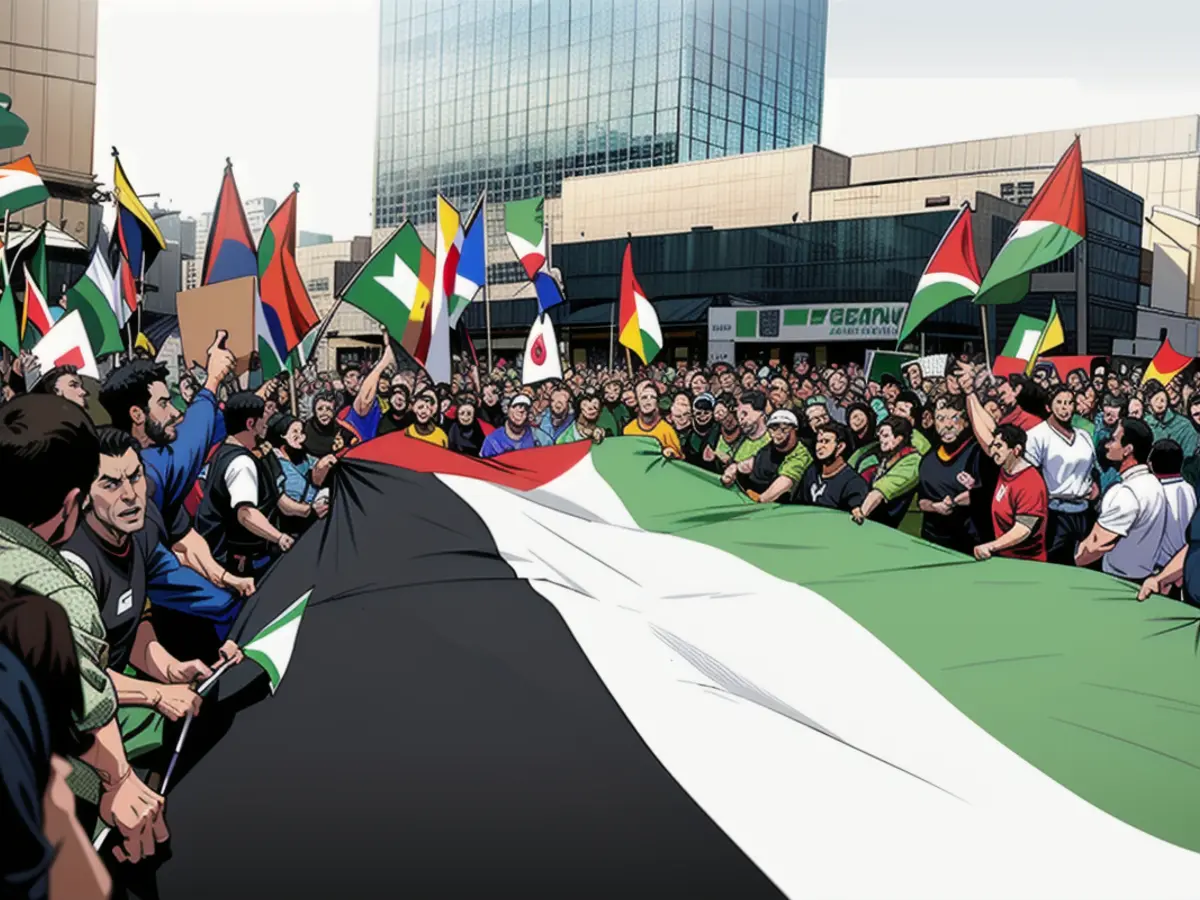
[94,0,1200,241]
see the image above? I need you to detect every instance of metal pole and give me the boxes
[1076,240,1088,354]
[609,300,615,371]
[484,281,493,373]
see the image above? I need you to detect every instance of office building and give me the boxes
[296,237,373,372]
[244,196,277,246]
[0,0,98,246]
[299,231,333,248]
[374,0,827,289]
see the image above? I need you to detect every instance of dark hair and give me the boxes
[223,391,266,434]
[816,421,852,455]
[454,393,477,408]
[1049,384,1075,403]
[95,425,140,458]
[1143,379,1167,400]
[99,360,170,432]
[314,390,337,408]
[414,389,438,407]
[879,373,901,389]
[738,389,767,412]
[31,364,79,395]
[179,373,199,392]
[845,401,876,439]
[390,384,411,405]
[1102,392,1125,410]
[896,390,922,410]
[714,392,737,409]
[0,395,99,529]
[879,415,912,444]
[1007,374,1048,416]
[937,393,967,414]
[268,413,299,448]
[994,423,1028,455]
[1150,438,1184,477]
[1117,417,1154,465]
[0,583,94,758]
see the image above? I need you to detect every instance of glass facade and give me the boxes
[374,0,827,228]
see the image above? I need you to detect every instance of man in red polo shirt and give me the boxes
[974,423,1049,561]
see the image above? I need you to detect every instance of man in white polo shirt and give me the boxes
[1076,418,1167,581]
[1023,385,1097,565]
[1148,438,1196,573]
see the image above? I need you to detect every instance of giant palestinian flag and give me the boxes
[125,439,1200,899]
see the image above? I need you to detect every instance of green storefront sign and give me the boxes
[713,303,909,344]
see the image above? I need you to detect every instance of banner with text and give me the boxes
[708,303,908,344]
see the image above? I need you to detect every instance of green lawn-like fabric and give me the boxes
[591,439,1200,854]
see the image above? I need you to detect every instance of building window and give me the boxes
[307,277,331,294]
[1017,182,1035,205]
[924,195,951,208]
[1000,182,1015,200]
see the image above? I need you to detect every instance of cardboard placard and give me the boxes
[176,276,257,375]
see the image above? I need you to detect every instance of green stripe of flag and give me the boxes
[588,440,1200,856]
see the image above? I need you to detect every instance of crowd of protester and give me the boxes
[4,326,1200,897]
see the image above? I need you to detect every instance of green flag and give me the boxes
[0,278,18,354]
[341,222,432,339]
[998,314,1048,361]
[65,244,125,357]
[243,590,311,693]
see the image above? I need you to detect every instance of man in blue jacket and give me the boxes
[99,332,252,643]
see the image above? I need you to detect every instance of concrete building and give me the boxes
[1117,206,1200,357]
[244,196,277,246]
[295,237,372,373]
[0,0,99,247]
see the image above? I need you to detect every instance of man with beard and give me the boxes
[339,366,363,411]
[534,384,575,446]
[478,381,504,429]
[623,379,683,458]
[1144,380,1198,460]
[304,391,358,455]
[917,396,987,554]
[555,390,606,446]
[799,422,869,511]
[958,362,1045,453]
[719,390,771,484]
[448,395,486,456]
[404,389,450,448]
[376,380,414,437]
[596,379,629,437]
[767,376,793,414]
[196,392,292,579]
[704,392,743,472]
[481,394,537,458]
[683,392,718,466]
[62,428,242,731]
[891,391,933,455]
[1024,385,1097,566]
[904,362,927,404]
[100,336,256,641]
[738,410,813,504]
[851,417,922,529]
[0,396,167,864]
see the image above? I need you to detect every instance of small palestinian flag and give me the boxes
[897,202,981,343]
[143,438,1200,900]
[976,137,1087,306]
[241,590,310,693]
[504,196,549,280]
[20,262,54,348]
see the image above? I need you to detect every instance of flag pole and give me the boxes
[979,307,992,370]
[136,249,144,355]
[609,299,616,371]
[1,210,10,372]
[625,346,633,377]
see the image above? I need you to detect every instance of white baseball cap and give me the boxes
[767,409,799,428]
[509,394,532,408]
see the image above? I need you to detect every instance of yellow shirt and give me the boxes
[405,423,449,448]
[623,417,683,456]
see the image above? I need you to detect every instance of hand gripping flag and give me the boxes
[975,137,1086,306]
[203,159,258,285]
[619,241,663,365]
[141,438,1200,899]
[522,312,562,385]
[1143,337,1192,386]
[897,202,981,343]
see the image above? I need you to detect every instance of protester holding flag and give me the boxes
[338,333,396,444]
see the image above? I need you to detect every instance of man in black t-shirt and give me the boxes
[799,422,869,511]
[61,428,242,725]
[744,410,814,503]
[917,395,989,554]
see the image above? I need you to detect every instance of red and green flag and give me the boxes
[341,221,434,357]
[897,202,981,343]
[257,186,320,376]
[1143,337,1192,386]
[975,137,1087,306]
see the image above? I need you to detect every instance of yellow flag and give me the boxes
[1025,301,1064,375]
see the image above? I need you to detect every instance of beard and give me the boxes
[145,417,175,447]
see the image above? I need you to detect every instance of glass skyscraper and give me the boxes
[374,0,827,229]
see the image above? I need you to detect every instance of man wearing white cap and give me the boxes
[725,408,813,503]
[480,393,537,458]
